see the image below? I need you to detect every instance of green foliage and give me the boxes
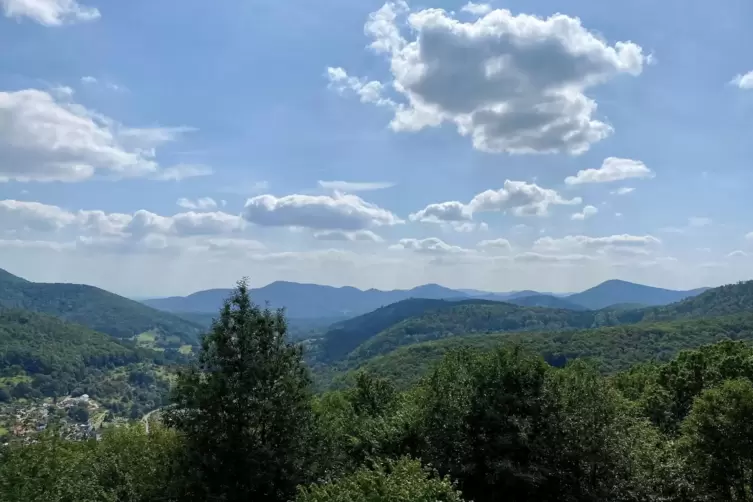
[681,379,753,500]
[6,276,753,501]
[0,269,202,347]
[346,302,596,363]
[296,457,466,502]
[0,309,178,413]
[615,340,753,433]
[314,279,753,371]
[330,314,753,389]
[164,279,318,502]
[0,425,182,502]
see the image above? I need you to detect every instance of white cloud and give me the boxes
[513,252,595,264]
[390,237,471,255]
[470,181,583,217]
[728,250,748,259]
[450,221,488,233]
[565,157,654,185]
[0,238,73,251]
[731,71,753,90]
[611,187,635,195]
[151,164,213,181]
[477,238,512,253]
[410,200,472,223]
[533,234,661,257]
[411,180,581,225]
[177,197,218,211]
[746,232,753,241]
[2,0,99,26]
[170,212,244,236]
[460,2,492,16]
[325,67,396,108]
[313,229,384,242]
[242,192,403,231]
[318,180,395,192]
[0,200,245,244]
[0,89,202,183]
[80,76,127,93]
[195,238,266,254]
[331,2,646,154]
[0,200,76,232]
[571,205,598,221]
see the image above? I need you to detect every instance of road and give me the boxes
[142,408,160,434]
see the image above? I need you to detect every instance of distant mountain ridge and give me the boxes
[144,281,466,319]
[566,279,709,310]
[313,279,745,366]
[143,279,709,319]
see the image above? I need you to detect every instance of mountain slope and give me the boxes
[639,280,753,321]
[315,298,462,362]
[144,281,468,318]
[319,279,752,368]
[0,309,139,374]
[0,308,179,414]
[567,279,707,310]
[327,314,753,389]
[342,301,596,364]
[506,294,588,311]
[0,269,202,346]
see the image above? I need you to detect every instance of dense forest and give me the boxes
[311,280,753,368]
[4,281,753,501]
[0,309,184,416]
[0,269,202,347]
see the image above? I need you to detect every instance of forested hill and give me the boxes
[505,294,588,310]
[0,268,203,346]
[639,280,753,321]
[0,309,139,374]
[331,313,753,389]
[0,309,178,410]
[344,301,596,363]
[316,298,462,362]
[315,298,596,363]
[315,279,753,367]
[567,279,709,310]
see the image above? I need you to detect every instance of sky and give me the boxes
[1,0,753,298]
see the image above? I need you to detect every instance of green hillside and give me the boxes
[0,269,203,348]
[343,301,595,363]
[330,313,753,389]
[315,279,753,368]
[0,309,177,415]
[316,298,467,362]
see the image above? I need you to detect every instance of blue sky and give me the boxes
[0,0,752,297]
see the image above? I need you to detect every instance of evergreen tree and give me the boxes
[164,279,317,502]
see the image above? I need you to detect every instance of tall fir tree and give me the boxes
[164,279,317,502]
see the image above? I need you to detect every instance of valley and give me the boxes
[2,268,753,501]
[0,266,741,430]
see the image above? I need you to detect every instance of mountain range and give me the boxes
[310,279,753,387]
[143,278,710,318]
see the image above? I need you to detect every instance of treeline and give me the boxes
[4,281,753,501]
[330,313,753,389]
[313,280,753,368]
